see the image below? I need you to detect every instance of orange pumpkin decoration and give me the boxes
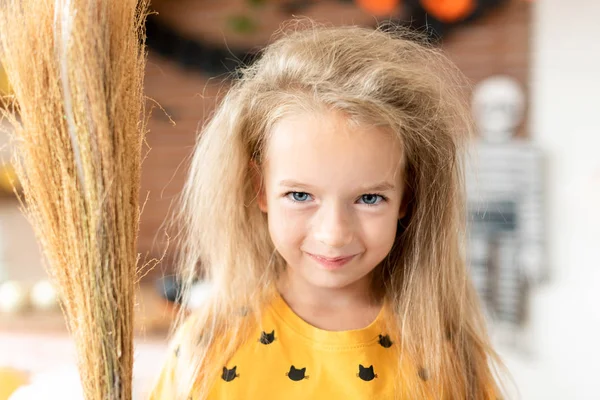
[356,0,401,16]
[420,0,476,23]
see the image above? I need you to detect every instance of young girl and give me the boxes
[151,22,504,400]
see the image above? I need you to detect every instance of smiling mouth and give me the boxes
[306,253,356,270]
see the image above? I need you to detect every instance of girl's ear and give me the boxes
[250,160,268,213]
[398,183,412,220]
[398,199,408,220]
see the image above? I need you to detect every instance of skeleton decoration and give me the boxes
[467,76,546,338]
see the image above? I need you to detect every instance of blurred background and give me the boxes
[0,0,599,398]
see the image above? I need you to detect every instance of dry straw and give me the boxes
[0,0,148,398]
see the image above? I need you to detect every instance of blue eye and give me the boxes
[359,194,385,206]
[288,192,312,202]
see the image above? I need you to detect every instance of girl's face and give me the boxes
[258,110,407,292]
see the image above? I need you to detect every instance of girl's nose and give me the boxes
[313,203,354,248]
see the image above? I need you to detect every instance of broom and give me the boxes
[0,0,148,399]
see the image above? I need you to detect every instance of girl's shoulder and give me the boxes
[150,301,261,398]
[149,309,216,400]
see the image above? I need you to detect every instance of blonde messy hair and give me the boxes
[165,21,504,399]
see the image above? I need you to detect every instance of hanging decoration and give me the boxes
[145,14,257,77]
[420,0,476,23]
[355,0,401,16]
[146,0,513,75]
[398,0,507,40]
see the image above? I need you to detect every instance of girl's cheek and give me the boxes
[358,212,399,243]
[270,202,303,228]
[277,199,311,218]
[274,208,312,242]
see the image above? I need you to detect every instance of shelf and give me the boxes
[0,284,178,339]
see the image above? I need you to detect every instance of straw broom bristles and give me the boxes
[0,1,148,399]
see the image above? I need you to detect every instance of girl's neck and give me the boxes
[276,267,384,331]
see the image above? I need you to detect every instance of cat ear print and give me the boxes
[418,367,430,381]
[237,306,250,317]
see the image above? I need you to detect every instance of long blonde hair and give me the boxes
[166,21,504,399]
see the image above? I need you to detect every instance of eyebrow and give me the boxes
[278,180,396,192]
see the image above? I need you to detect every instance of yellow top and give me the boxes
[151,294,430,400]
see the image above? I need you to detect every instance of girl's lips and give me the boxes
[307,253,356,270]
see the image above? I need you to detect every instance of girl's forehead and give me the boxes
[262,110,405,185]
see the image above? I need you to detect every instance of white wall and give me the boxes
[500,1,600,399]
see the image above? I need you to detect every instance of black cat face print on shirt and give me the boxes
[357,365,377,381]
[193,291,399,399]
[222,366,239,382]
[286,365,309,381]
[259,330,276,345]
[378,334,393,348]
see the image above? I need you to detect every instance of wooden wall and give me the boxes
[139,0,531,278]
[443,0,531,137]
